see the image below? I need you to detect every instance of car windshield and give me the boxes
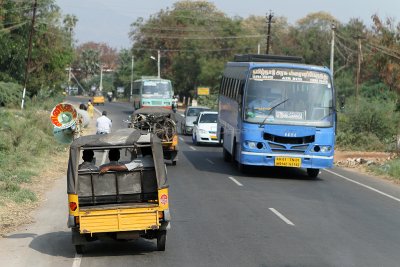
[199,113,217,123]
[142,80,173,99]
[187,108,208,117]
[244,68,333,127]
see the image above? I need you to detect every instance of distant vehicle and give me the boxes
[132,77,174,110]
[218,54,336,177]
[192,110,218,145]
[92,91,105,105]
[181,106,210,135]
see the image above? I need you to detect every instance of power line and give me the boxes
[132,46,259,52]
[365,43,400,60]
[0,21,27,33]
[139,34,263,40]
[138,26,229,33]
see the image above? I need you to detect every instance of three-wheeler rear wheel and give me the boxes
[75,244,84,254]
[157,230,167,251]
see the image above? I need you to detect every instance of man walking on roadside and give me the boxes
[96,110,112,134]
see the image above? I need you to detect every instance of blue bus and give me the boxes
[217,54,336,177]
[132,77,174,110]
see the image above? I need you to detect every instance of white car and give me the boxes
[192,111,219,145]
[181,106,210,135]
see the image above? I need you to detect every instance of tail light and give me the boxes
[69,202,77,211]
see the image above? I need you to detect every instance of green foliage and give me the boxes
[369,158,400,181]
[337,96,399,151]
[0,82,22,108]
[0,98,67,203]
[197,92,219,110]
[0,0,74,97]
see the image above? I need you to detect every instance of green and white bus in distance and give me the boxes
[132,77,174,110]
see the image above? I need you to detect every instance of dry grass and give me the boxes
[0,150,68,236]
[0,104,97,237]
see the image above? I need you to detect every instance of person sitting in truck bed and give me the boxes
[100,148,121,168]
[99,147,154,174]
[78,150,98,171]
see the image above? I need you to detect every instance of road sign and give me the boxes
[197,87,210,96]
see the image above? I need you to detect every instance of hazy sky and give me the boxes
[56,0,400,49]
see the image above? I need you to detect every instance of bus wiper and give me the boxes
[259,98,289,128]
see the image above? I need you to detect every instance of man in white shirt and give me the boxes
[96,110,112,134]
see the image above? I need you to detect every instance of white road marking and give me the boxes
[324,169,400,203]
[189,146,196,151]
[206,159,215,165]
[72,253,82,267]
[179,137,184,141]
[269,208,295,226]
[228,176,243,186]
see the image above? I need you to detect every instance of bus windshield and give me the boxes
[244,68,333,127]
[142,80,173,99]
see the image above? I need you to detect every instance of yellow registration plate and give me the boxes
[274,157,301,167]
[210,135,217,140]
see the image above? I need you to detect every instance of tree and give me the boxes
[128,0,250,96]
[292,12,339,65]
[0,0,74,96]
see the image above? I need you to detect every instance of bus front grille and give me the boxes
[270,149,306,155]
[263,133,315,145]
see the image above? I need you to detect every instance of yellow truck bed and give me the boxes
[79,203,160,234]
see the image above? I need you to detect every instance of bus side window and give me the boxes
[222,77,227,96]
[225,78,231,97]
[219,77,224,95]
[237,81,244,104]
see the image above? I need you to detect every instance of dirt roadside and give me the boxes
[0,106,99,237]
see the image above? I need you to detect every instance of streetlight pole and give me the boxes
[130,55,134,102]
[157,49,160,78]
[330,24,336,75]
[99,65,103,91]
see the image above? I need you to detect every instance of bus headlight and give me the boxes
[313,145,331,152]
[246,141,257,149]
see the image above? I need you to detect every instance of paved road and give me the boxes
[1,98,400,267]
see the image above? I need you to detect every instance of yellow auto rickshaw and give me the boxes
[67,129,170,253]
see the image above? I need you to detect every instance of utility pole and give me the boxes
[330,24,336,75]
[265,11,273,54]
[130,55,134,102]
[157,49,161,78]
[99,65,103,91]
[21,0,38,110]
[355,36,364,102]
[67,25,73,95]
[257,43,260,54]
